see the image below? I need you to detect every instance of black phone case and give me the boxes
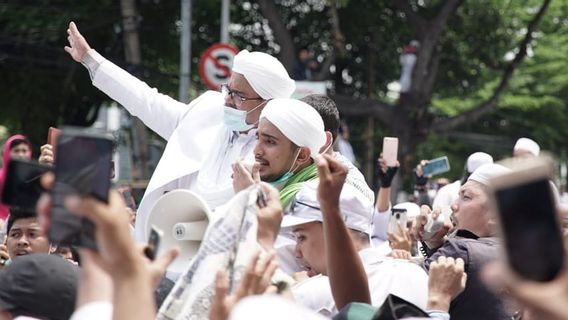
[49,128,113,249]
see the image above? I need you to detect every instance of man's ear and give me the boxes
[297,147,312,165]
[49,245,58,254]
[318,131,333,154]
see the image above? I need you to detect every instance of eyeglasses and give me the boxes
[221,84,264,106]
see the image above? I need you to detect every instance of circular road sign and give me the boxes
[198,43,239,90]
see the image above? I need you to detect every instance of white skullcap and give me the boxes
[466,152,494,173]
[467,163,511,186]
[232,50,295,99]
[260,99,326,159]
[514,138,540,156]
[281,180,374,234]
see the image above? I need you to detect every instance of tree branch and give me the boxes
[331,94,394,124]
[432,0,552,133]
[255,0,296,72]
[390,0,427,38]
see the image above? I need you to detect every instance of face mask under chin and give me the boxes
[269,148,302,188]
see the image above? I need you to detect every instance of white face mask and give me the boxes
[223,101,266,132]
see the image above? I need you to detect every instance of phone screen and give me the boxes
[388,209,408,237]
[50,130,113,248]
[495,179,564,282]
[382,137,399,167]
[0,159,49,209]
[422,156,450,176]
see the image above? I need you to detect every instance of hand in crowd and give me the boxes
[427,256,467,312]
[255,183,283,251]
[389,249,412,261]
[0,242,9,271]
[314,154,348,212]
[413,205,452,249]
[387,221,412,252]
[481,206,568,320]
[38,144,54,165]
[377,154,399,188]
[232,160,260,193]
[415,160,430,186]
[64,21,91,63]
[210,250,278,320]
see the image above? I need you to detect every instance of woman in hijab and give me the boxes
[0,134,33,220]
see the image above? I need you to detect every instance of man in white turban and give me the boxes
[414,163,518,320]
[248,98,326,208]
[513,137,540,158]
[432,152,494,210]
[64,22,295,241]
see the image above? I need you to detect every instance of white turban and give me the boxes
[232,50,295,99]
[514,137,540,156]
[466,152,493,173]
[260,99,326,158]
[468,163,511,186]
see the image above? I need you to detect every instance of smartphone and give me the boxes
[49,128,114,249]
[422,156,450,177]
[0,159,50,209]
[490,156,564,282]
[47,127,61,146]
[388,208,408,237]
[144,226,163,261]
[382,137,399,167]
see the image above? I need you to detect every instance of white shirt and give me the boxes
[83,50,256,241]
[291,247,429,317]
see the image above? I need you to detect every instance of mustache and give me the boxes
[255,157,268,165]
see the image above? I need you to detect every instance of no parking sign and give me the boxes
[198,43,239,90]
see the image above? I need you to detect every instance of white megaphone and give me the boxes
[145,189,211,276]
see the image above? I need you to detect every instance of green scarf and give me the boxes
[279,163,319,209]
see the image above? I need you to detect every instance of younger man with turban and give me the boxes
[64,22,296,241]
[252,98,327,207]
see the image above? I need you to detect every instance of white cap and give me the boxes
[466,152,494,173]
[281,180,374,234]
[467,163,511,186]
[514,138,540,156]
[260,99,326,159]
[392,202,420,220]
[232,50,296,99]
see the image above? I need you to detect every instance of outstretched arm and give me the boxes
[316,154,371,309]
[64,21,197,141]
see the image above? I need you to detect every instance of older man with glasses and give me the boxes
[64,22,295,241]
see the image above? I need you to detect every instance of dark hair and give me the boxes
[7,207,37,233]
[9,139,30,150]
[300,94,340,141]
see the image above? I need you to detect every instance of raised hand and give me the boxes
[210,251,278,320]
[232,160,260,193]
[64,21,92,62]
[427,256,467,312]
[38,144,54,165]
[314,154,348,212]
[256,183,283,251]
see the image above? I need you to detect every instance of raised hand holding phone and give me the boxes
[382,137,399,167]
[49,128,114,249]
[489,156,564,282]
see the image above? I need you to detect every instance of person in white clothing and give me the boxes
[282,180,429,317]
[431,152,493,210]
[64,22,295,241]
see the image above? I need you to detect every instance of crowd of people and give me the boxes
[1,21,568,320]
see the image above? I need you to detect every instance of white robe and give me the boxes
[89,51,257,241]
